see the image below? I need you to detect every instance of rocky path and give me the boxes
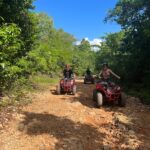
[0,80,150,150]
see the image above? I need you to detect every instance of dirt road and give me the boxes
[0,80,150,150]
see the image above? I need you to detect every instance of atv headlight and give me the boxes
[117,87,120,91]
[71,80,74,85]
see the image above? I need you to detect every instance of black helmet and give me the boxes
[102,62,108,67]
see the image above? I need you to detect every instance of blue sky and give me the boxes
[34,0,121,40]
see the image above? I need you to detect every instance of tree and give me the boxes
[105,0,150,85]
[26,13,76,76]
[0,0,36,55]
[78,38,91,51]
[0,0,36,92]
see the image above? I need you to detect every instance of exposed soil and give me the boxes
[0,80,150,150]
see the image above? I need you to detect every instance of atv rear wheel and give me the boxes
[97,92,103,108]
[119,92,126,107]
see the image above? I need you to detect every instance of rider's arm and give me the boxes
[98,70,102,78]
[110,70,120,79]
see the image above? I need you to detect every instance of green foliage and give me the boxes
[0,77,32,108]
[0,0,36,55]
[27,13,76,76]
[0,0,37,95]
[0,23,23,91]
[78,39,91,51]
[105,0,150,85]
[29,74,59,90]
[72,38,96,75]
[72,46,96,75]
[95,31,126,78]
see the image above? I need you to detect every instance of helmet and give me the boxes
[102,62,108,67]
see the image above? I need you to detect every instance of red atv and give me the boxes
[56,78,76,95]
[93,79,126,107]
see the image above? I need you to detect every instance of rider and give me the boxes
[99,63,120,82]
[86,67,92,76]
[63,64,73,79]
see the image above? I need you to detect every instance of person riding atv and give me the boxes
[56,64,76,95]
[84,67,95,84]
[86,67,92,76]
[99,63,120,83]
[92,63,126,107]
[63,64,73,79]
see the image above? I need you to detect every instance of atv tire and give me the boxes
[72,85,77,95]
[56,84,61,95]
[97,92,103,108]
[119,92,126,107]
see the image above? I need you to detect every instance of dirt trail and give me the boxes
[0,80,150,150]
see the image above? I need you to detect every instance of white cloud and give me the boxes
[75,38,102,46]
[74,41,81,45]
[89,38,102,46]
[74,38,102,51]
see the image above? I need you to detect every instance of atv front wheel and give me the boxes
[97,92,103,108]
[56,85,61,95]
[72,85,77,95]
[119,92,126,107]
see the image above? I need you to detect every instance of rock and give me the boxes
[0,123,3,130]
[79,117,85,123]
[117,123,126,131]
[39,144,46,150]
[18,123,25,131]
[12,108,17,112]
[62,144,68,148]
[103,145,110,150]
[74,102,82,106]
[58,148,64,150]
[114,113,132,125]
[89,111,96,116]
[128,130,135,135]
[4,118,8,122]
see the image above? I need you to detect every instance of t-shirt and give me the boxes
[63,69,73,78]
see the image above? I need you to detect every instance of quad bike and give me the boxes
[56,78,76,95]
[93,79,126,107]
[84,74,95,84]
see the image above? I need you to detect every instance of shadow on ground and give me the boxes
[19,111,106,149]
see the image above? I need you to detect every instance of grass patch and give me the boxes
[0,78,33,109]
[30,74,59,90]
[0,74,59,109]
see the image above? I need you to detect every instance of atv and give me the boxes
[56,78,76,95]
[93,79,126,107]
[84,74,95,84]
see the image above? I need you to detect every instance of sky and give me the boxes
[34,0,121,42]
